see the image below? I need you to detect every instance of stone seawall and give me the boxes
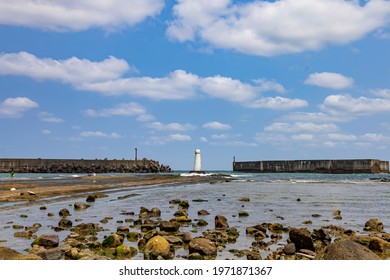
[233,159,389,174]
[0,158,171,173]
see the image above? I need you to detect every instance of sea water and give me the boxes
[0,172,389,259]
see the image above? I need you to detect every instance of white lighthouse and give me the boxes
[191,148,205,173]
[193,149,201,172]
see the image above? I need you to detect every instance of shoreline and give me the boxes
[0,174,226,205]
[1,174,390,261]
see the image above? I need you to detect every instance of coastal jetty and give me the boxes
[233,159,389,174]
[0,158,171,174]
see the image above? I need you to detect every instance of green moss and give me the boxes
[102,235,115,248]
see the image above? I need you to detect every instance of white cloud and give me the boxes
[210,134,232,140]
[291,134,315,141]
[0,52,130,85]
[321,94,390,115]
[82,69,200,100]
[265,122,338,133]
[85,102,151,120]
[0,52,303,109]
[167,0,390,56]
[0,97,38,118]
[42,129,51,135]
[327,133,357,141]
[304,72,354,89]
[169,134,192,141]
[147,122,196,131]
[323,141,338,148]
[200,75,258,102]
[0,0,164,31]
[370,88,390,98]
[248,97,308,110]
[145,133,192,145]
[209,140,258,147]
[281,112,350,123]
[80,131,122,139]
[361,133,388,142]
[255,132,289,143]
[253,79,287,94]
[38,112,64,123]
[200,137,208,143]
[203,121,232,130]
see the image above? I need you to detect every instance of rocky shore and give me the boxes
[1,175,389,260]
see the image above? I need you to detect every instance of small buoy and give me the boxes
[10,188,16,191]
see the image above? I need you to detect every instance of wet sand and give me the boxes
[0,174,224,204]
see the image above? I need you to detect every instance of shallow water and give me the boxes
[1,172,390,259]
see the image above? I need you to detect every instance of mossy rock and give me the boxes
[102,234,123,248]
[12,225,24,230]
[115,244,138,259]
[179,200,190,208]
[127,232,142,242]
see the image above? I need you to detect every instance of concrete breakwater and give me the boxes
[0,158,172,174]
[233,159,389,174]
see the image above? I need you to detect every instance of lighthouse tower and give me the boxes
[193,149,202,172]
[192,149,204,173]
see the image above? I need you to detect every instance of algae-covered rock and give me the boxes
[102,234,123,248]
[364,218,384,232]
[31,234,59,248]
[127,232,142,242]
[115,244,137,259]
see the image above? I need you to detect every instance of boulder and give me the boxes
[73,223,102,236]
[268,223,284,232]
[144,236,173,260]
[189,237,217,257]
[215,215,229,229]
[102,234,124,248]
[31,234,59,248]
[149,207,161,217]
[74,202,89,210]
[364,218,384,232]
[115,244,137,259]
[159,221,180,232]
[59,208,71,217]
[369,237,390,252]
[322,240,380,260]
[289,228,315,251]
[37,248,64,260]
[198,210,210,216]
[126,232,142,242]
[58,218,73,228]
[86,195,96,202]
[164,236,184,246]
[180,232,193,243]
[116,226,129,234]
[283,243,296,255]
[312,228,331,243]
[179,200,190,209]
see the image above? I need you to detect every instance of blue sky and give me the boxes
[1,0,390,170]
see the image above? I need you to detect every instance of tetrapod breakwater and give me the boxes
[0,158,172,173]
